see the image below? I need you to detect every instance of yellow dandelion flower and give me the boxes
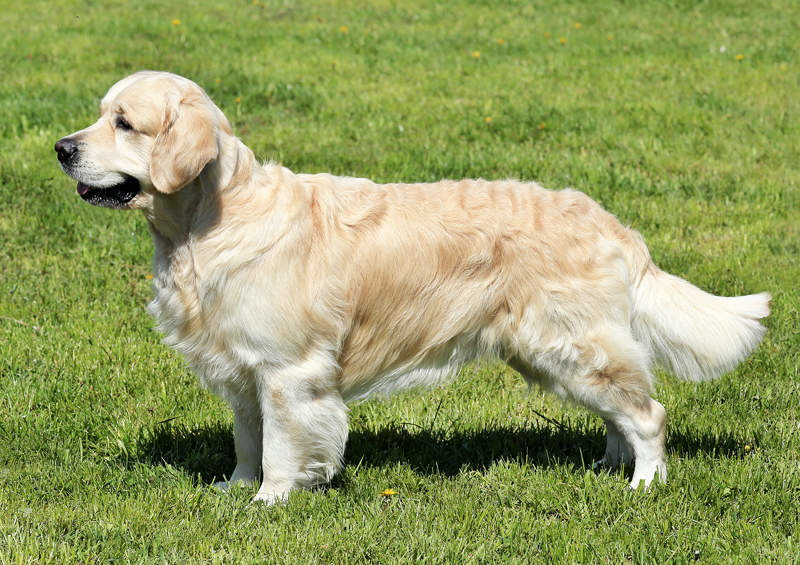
[146,274,153,280]
[473,50,481,58]
[235,96,241,103]
[485,116,492,123]
[607,34,613,41]
[780,63,788,71]
[736,54,744,61]
[340,25,348,34]
[215,77,222,85]
[496,38,506,45]
[380,488,398,497]
[574,22,582,30]
[559,37,567,45]
[171,19,180,26]
[744,444,751,452]
[538,122,546,129]
[544,32,550,38]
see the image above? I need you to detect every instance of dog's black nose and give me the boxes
[54,138,79,163]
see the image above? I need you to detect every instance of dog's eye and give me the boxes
[115,116,133,131]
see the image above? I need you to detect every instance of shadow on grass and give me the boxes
[135,421,236,484]
[133,416,747,484]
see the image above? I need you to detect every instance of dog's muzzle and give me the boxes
[54,137,141,209]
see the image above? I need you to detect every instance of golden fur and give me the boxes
[56,71,770,503]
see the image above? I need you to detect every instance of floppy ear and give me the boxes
[150,91,219,194]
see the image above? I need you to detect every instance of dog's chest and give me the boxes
[147,250,210,361]
[146,243,307,384]
[147,274,246,390]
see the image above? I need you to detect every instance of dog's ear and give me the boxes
[150,91,219,194]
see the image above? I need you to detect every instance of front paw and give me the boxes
[251,480,293,505]
[251,491,288,506]
[214,474,259,492]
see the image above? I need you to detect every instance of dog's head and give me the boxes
[55,71,231,209]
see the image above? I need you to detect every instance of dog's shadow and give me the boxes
[133,417,745,485]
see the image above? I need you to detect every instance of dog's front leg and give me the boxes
[252,360,349,505]
[215,380,262,489]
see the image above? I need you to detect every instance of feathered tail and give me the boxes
[632,266,770,381]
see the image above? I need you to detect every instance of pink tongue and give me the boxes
[77,183,90,196]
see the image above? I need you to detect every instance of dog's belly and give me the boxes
[337,331,487,402]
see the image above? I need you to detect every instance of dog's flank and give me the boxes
[55,71,770,504]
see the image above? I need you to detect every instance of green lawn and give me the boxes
[1,0,798,562]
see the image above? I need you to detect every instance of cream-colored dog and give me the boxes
[55,71,770,503]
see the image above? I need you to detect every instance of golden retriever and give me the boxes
[55,71,770,503]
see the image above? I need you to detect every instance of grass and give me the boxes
[1,0,798,562]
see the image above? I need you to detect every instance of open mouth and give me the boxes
[77,175,141,209]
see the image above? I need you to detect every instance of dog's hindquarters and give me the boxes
[504,234,670,488]
[504,226,768,488]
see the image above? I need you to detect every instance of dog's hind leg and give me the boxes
[571,327,667,489]
[511,355,638,477]
[614,398,666,489]
[593,418,634,470]
[513,323,666,489]
[252,353,349,505]
[591,396,666,490]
